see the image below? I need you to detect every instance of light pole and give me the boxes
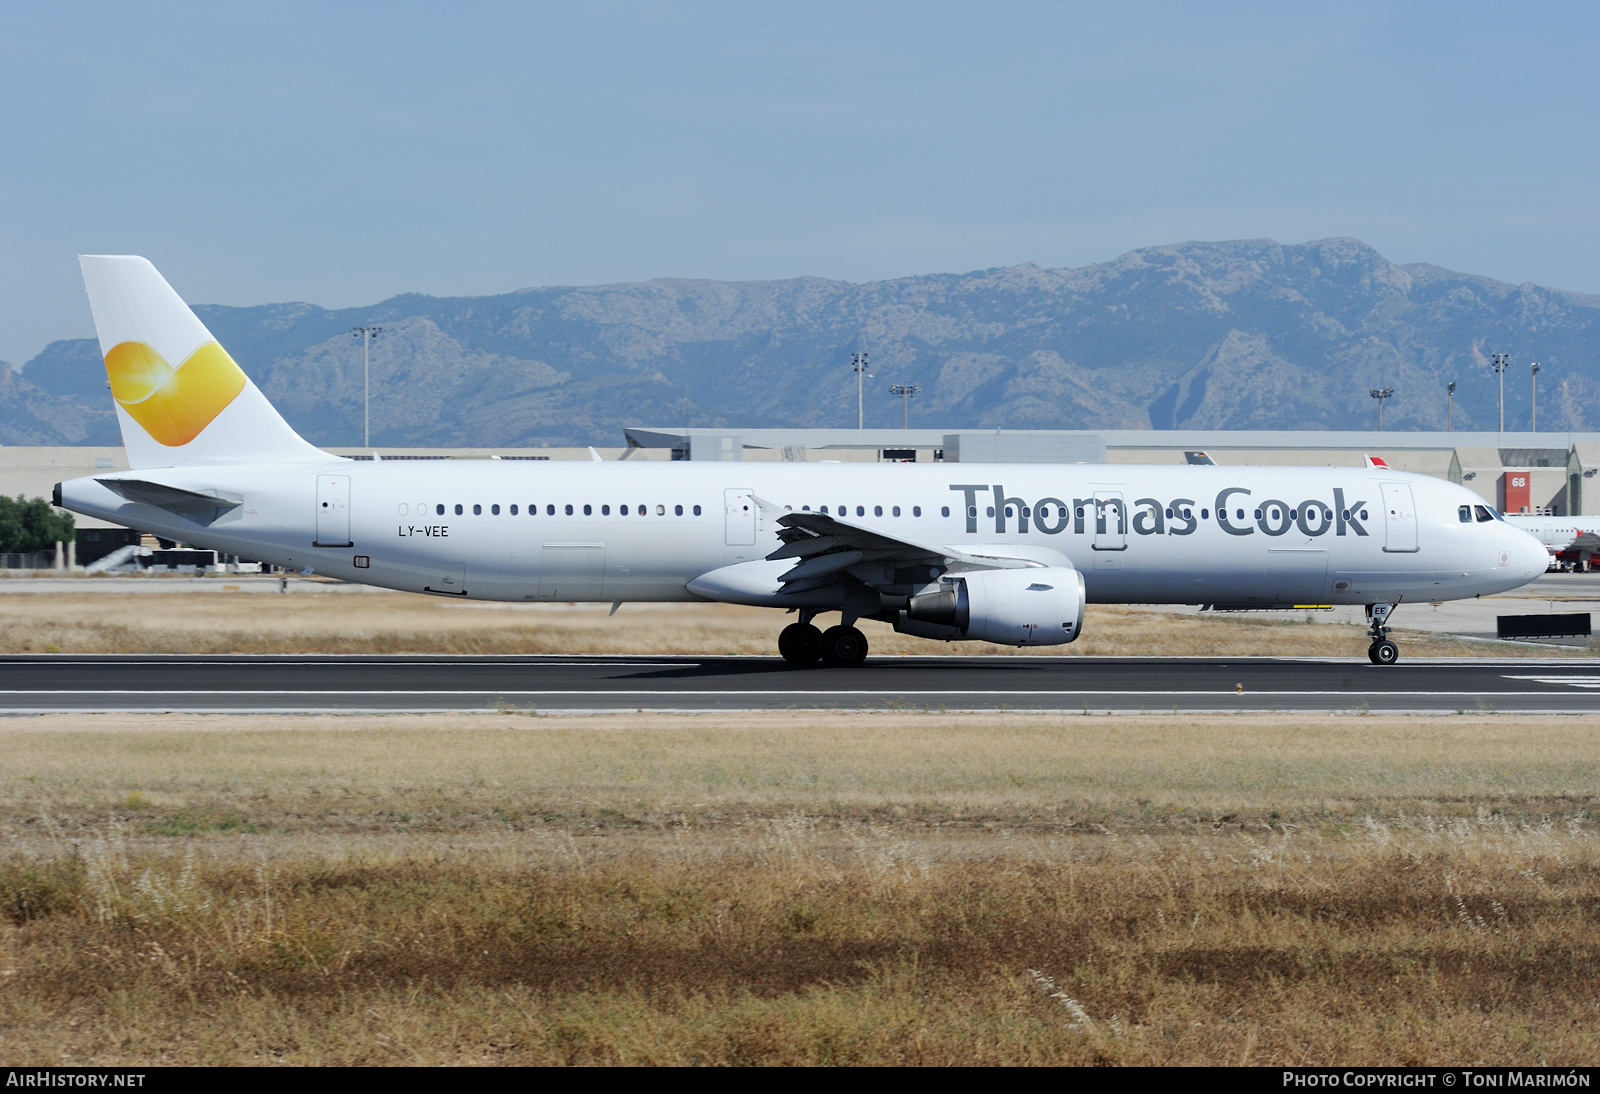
[1369,387,1394,431]
[851,352,870,429]
[1490,353,1511,434]
[889,383,919,428]
[351,326,383,447]
[1447,381,1456,432]
[1531,361,1541,431]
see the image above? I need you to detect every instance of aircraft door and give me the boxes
[538,544,606,600]
[1264,549,1329,601]
[425,562,467,596]
[724,488,756,546]
[1381,482,1419,553]
[315,474,352,547]
[1092,491,1127,551]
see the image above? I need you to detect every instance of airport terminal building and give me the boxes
[3,428,1597,566]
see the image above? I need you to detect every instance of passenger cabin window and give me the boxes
[693,505,702,516]
[473,504,482,515]
[436,504,445,516]
[564,504,573,516]
[874,505,883,517]
[546,505,555,516]
[675,505,683,516]
[892,506,900,517]
[940,506,948,517]
[510,505,518,515]
[914,506,922,517]
[455,504,464,515]
[583,504,592,516]
[655,504,665,515]
[601,505,610,515]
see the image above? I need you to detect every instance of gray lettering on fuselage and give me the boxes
[1216,487,1254,536]
[1073,499,1094,535]
[1257,500,1292,537]
[1333,488,1369,537]
[950,485,989,534]
[1034,498,1069,534]
[1168,499,1197,536]
[993,485,1029,534]
[1132,498,1165,536]
[932,483,1370,540]
[1296,501,1333,537]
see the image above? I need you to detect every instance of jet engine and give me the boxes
[899,566,1086,646]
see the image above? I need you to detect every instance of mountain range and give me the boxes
[6,237,1599,448]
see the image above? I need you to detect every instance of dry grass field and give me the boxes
[0,587,1582,657]
[2,711,1598,1066]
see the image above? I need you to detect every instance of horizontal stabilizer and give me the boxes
[96,478,243,525]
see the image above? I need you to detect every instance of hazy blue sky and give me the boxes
[3,2,1597,367]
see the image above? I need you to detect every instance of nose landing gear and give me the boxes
[1366,603,1399,665]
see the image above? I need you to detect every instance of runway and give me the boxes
[4,653,1600,714]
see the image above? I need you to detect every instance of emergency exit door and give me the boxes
[314,474,352,547]
[724,489,756,545]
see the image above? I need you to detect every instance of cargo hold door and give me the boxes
[538,544,606,601]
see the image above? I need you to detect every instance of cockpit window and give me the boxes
[1459,505,1473,523]
[1475,505,1496,523]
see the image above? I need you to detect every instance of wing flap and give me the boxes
[760,506,1041,596]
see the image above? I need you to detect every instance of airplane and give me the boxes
[1503,514,1600,569]
[53,256,1550,668]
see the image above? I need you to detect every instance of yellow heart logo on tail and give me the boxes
[104,341,248,447]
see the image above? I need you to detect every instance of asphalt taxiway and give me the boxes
[3,653,1600,714]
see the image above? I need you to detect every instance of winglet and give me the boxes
[588,447,604,462]
[1364,455,1390,469]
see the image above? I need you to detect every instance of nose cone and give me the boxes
[1509,525,1551,580]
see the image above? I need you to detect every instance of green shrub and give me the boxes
[0,495,74,554]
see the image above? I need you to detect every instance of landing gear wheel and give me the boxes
[1368,639,1399,666]
[778,622,823,666]
[819,625,869,668]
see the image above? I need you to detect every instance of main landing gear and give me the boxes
[779,613,869,668]
[1366,603,1399,665]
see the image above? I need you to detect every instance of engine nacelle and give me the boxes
[904,566,1086,646]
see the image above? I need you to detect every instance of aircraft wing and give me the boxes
[96,478,243,525]
[764,506,1035,596]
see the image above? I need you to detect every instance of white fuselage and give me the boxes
[59,459,1548,609]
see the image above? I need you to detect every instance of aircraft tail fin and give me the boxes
[77,256,328,468]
